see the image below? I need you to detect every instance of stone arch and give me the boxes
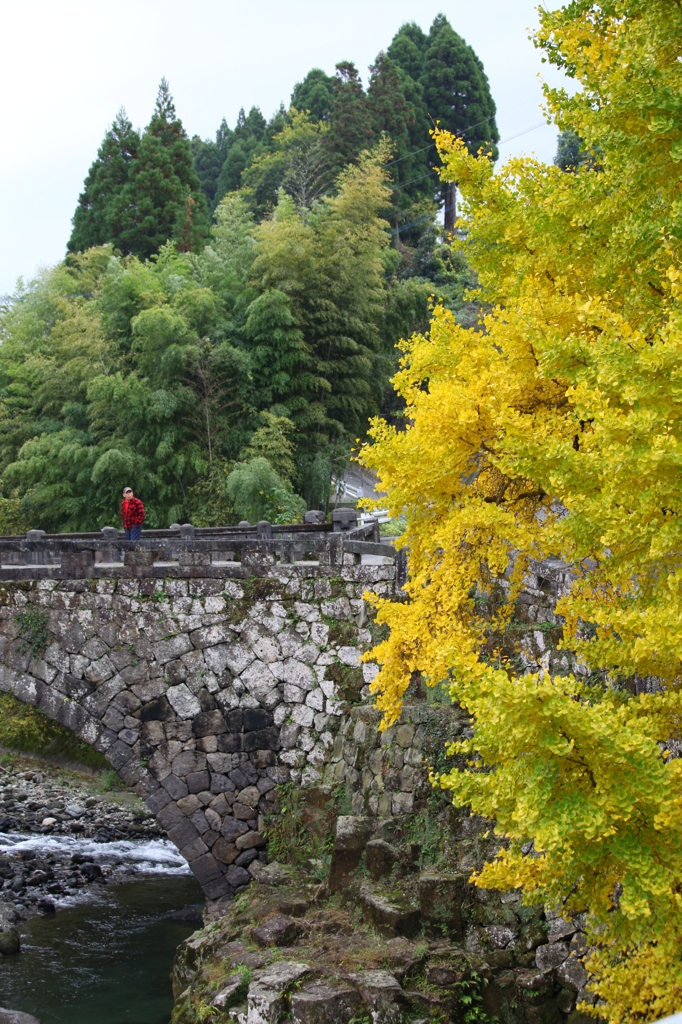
[0,568,392,899]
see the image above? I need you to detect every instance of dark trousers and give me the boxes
[124,525,142,541]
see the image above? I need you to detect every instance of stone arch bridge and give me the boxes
[0,512,403,900]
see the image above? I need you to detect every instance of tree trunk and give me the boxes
[443,181,457,234]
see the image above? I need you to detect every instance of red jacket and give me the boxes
[121,497,146,529]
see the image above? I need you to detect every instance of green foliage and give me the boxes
[219,968,250,1011]
[554,128,602,172]
[7,19,495,534]
[241,111,332,217]
[243,287,311,417]
[214,106,269,206]
[68,108,140,254]
[101,768,121,792]
[0,498,28,535]
[185,459,236,527]
[15,606,49,659]
[0,243,253,530]
[379,516,407,537]
[252,148,393,490]
[264,782,336,867]
[420,16,499,160]
[387,16,499,229]
[241,414,297,484]
[116,80,209,258]
[323,62,374,180]
[367,52,432,228]
[457,973,498,1024]
[0,693,107,769]
[69,81,209,260]
[226,457,305,525]
[191,118,233,211]
[291,68,336,122]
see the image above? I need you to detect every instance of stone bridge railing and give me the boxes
[0,509,407,587]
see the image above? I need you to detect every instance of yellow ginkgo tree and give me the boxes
[360,1,682,1020]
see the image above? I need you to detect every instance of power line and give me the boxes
[384,112,500,168]
[387,120,550,229]
[383,101,546,169]
[388,119,548,195]
[498,121,548,145]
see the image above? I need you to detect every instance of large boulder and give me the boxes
[0,1012,42,1024]
[212,973,247,1009]
[365,839,400,881]
[350,970,405,1024]
[247,961,310,1024]
[359,884,421,939]
[251,914,303,948]
[291,982,363,1023]
[418,873,465,939]
[327,816,373,892]
[556,956,589,992]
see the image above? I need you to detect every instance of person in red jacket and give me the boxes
[121,487,146,540]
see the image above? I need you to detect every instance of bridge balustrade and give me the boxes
[0,511,401,583]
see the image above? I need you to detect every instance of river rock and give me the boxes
[359,884,420,939]
[0,765,160,844]
[64,803,85,819]
[0,929,20,955]
[251,914,302,947]
[418,873,464,938]
[212,973,246,1008]
[349,970,404,1023]
[291,982,363,1023]
[327,816,373,892]
[0,1012,42,1024]
[247,961,310,1024]
[365,839,399,881]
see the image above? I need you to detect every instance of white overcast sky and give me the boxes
[0,0,571,296]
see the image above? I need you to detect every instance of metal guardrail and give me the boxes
[0,509,403,582]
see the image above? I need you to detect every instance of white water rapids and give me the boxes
[0,831,190,878]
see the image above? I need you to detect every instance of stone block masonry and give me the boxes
[0,561,396,901]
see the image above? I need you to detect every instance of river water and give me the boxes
[0,833,203,1024]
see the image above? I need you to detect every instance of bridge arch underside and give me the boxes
[0,568,394,900]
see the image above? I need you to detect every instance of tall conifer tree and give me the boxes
[115,80,209,259]
[191,118,233,210]
[422,16,498,228]
[386,21,428,82]
[213,107,268,206]
[367,53,431,240]
[388,16,499,230]
[323,62,374,180]
[68,109,139,253]
[291,68,336,121]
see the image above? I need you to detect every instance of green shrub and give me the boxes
[227,457,305,524]
[0,498,29,536]
[0,693,107,769]
[379,516,407,537]
[15,607,50,659]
